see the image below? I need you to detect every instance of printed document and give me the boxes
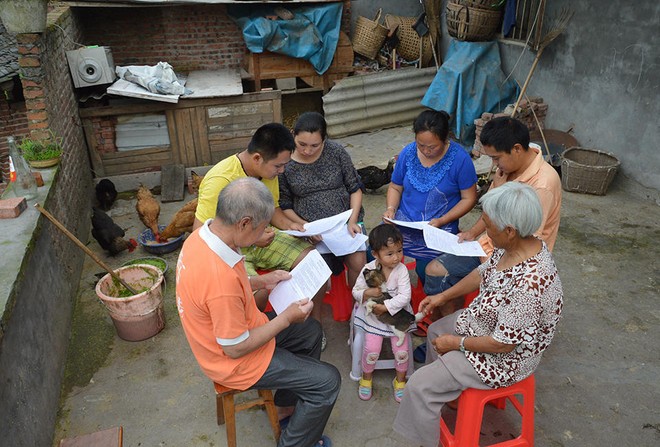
[268,250,332,314]
[422,225,487,257]
[383,217,429,230]
[320,225,368,256]
[283,210,352,237]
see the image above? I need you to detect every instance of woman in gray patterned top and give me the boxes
[393,182,563,447]
[279,112,367,300]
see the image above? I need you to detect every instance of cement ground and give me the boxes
[54,127,659,446]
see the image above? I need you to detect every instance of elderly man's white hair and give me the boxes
[216,177,274,227]
[480,182,542,238]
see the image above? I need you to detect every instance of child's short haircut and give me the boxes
[369,224,403,252]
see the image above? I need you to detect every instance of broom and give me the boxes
[511,7,574,116]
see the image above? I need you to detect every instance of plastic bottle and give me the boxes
[3,136,37,200]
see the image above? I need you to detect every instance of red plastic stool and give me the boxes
[323,268,352,321]
[440,374,535,447]
[463,289,480,308]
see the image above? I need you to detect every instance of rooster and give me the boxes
[91,207,137,256]
[95,179,118,210]
[357,155,398,193]
[160,198,198,240]
[136,185,161,242]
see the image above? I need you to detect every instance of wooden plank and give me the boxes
[79,91,281,118]
[174,109,197,166]
[207,113,275,130]
[206,101,275,119]
[184,69,243,98]
[107,79,180,103]
[81,118,105,177]
[102,146,170,159]
[160,163,185,202]
[194,107,212,165]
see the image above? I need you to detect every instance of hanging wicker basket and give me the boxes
[352,9,389,60]
[446,1,503,42]
[454,0,504,10]
[384,14,433,65]
[560,147,620,195]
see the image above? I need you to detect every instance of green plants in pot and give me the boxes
[18,132,63,168]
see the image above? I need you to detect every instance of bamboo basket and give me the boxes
[560,147,620,195]
[384,14,433,65]
[352,9,389,60]
[454,0,503,10]
[446,1,503,41]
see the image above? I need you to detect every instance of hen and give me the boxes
[160,198,198,240]
[136,185,161,241]
[189,170,204,195]
[357,155,398,193]
[95,179,118,210]
[91,207,137,256]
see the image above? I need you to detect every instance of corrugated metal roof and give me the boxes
[323,67,437,138]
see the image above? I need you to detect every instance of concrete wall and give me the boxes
[0,8,93,447]
[498,1,659,192]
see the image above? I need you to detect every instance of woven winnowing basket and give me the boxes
[352,9,389,60]
[446,1,503,41]
[384,14,433,64]
[561,147,621,195]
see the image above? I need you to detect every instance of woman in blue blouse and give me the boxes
[383,110,477,277]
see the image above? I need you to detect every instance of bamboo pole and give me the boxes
[35,203,138,295]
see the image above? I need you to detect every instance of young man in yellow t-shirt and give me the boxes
[192,123,329,344]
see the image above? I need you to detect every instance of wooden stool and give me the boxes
[440,374,536,447]
[214,383,281,447]
[59,426,122,447]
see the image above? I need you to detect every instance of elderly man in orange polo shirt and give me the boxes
[177,177,339,447]
[423,116,562,316]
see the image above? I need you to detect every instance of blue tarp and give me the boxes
[227,3,343,75]
[421,40,518,146]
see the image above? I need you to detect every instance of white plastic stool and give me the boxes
[348,304,415,381]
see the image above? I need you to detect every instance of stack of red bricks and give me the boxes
[473,97,548,153]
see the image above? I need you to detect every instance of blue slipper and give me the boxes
[314,434,332,447]
[413,343,427,363]
[279,416,290,430]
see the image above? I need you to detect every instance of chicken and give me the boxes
[189,170,204,195]
[91,207,137,256]
[160,198,198,240]
[95,179,117,210]
[136,185,161,241]
[357,155,398,193]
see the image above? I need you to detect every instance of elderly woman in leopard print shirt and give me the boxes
[394,182,563,447]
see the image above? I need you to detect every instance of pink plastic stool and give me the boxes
[440,374,535,447]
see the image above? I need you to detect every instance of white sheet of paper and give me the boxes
[283,210,352,237]
[422,225,487,257]
[268,250,332,314]
[321,225,369,256]
[383,217,430,230]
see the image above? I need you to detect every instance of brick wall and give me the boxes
[75,3,352,72]
[76,5,247,71]
[0,7,94,447]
